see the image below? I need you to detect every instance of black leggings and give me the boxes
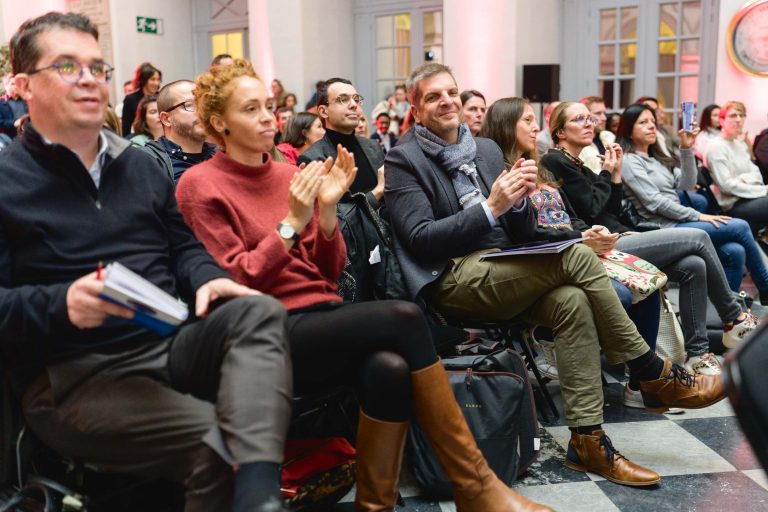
[288,300,438,422]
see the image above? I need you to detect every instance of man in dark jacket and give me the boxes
[1,13,291,512]
[298,77,385,208]
[144,80,217,183]
[384,62,726,489]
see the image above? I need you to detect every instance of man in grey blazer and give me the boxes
[298,77,385,208]
[384,63,725,488]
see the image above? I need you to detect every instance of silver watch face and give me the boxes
[279,224,296,239]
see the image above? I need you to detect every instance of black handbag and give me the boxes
[406,349,539,499]
[619,199,661,232]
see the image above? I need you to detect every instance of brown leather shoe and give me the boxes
[565,430,660,487]
[412,361,554,512]
[639,358,725,413]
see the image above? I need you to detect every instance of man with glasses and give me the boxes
[298,77,385,207]
[144,80,217,183]
[0,13,293,512]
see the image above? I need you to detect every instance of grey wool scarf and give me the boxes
[414,123,484,209]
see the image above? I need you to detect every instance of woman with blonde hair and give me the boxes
[176,59,551,512]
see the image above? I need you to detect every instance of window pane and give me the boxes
[226,33,243,59]
[600,9,616,41]
[425,45,443,63]
[619,79,635,110]
[376,16,392,47]
[600,45,615,75]
[377,81,394,103]
[679,75,698,103]
[681,39,700,73]
[599,80,615,109]
[394,48,411,78]
[211,34,227,58]
[423,11,443,46]
[620,43,636,74]
[394,14,411,45]
[657,77,675,111]
[620,7,637,39]
[658,41,676,72]
[659,3,678,37]
[377,49,393,78]
[681,1,701,36]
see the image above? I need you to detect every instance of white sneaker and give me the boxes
[684,353,722,376]
[623,383,684,414]
[723,311,759,348]
[531,340,559,381]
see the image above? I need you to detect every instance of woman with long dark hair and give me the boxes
[128,94,162,146]
[619,102,768,304]
[176,59,551,512]
[694,103,720,162]
[121,62,161,136]
[275,112,326,164]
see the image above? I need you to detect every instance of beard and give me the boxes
[172,118,207,144]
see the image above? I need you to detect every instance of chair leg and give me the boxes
[509,327,560,421]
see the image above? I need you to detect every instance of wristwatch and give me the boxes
[276,222,300,242]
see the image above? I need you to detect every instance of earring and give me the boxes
[224,128,231,136]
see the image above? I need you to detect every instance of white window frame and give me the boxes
[562,0,719,120]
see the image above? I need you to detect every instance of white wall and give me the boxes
[109,0,195,104]
[514,0,562,96]
[1,0,67,44]
[714,0,768,139]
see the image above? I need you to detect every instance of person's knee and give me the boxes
[384,300,426,325]
[362,351,410,382]
[676,255,706,283]
[547,286,592,326]
[730,218,752,236]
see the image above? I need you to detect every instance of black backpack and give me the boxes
[406,349,539,498]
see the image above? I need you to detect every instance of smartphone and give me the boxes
[681,101,696,132]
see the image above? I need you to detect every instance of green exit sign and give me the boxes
[136,16,162,35]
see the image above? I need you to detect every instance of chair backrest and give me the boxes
[696,166,724,215]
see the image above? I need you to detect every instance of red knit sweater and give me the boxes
[176,151,346,311]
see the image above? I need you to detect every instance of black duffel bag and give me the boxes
[406,349,539,499]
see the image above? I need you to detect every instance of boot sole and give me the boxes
[644,393,727,414]
[564,460,661,487]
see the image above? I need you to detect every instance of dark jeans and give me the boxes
[22,296,292,512]
[611,281,660,351]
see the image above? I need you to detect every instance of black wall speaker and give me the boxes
[522,64,560,103]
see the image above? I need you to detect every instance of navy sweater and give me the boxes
[0,125,228,383]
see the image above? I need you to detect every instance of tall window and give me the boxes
[375,13,412,102]
[354,1,443,111]
[656,1,702,128]
[564,0,716,127]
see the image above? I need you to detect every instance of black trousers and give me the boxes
[288,300,437,422]
[22,295,292,512]
[728,196,768,235]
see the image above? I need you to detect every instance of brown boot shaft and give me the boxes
[353,411,408,512]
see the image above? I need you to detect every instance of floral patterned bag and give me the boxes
[599,250,668,304]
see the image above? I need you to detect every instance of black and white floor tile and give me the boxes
[334,368,767,512]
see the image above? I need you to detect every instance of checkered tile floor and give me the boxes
[334,373,768,512]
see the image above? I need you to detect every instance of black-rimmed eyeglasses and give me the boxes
[28,59,114,84]
[165,100,197,113]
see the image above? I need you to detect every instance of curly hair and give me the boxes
[194,58,260,145]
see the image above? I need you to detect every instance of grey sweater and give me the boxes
[621,148,700,228]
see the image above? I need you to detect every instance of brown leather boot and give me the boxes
[639,358,725,413]
[565,430,660,486]
[411,361,554,512]
[354,411,408,512]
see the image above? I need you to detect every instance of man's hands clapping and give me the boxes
[487,158,538,219]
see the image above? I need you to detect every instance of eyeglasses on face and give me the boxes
[28,59,114,84]
[569,114,598,126]
[332,94,364,106]
[165,100,197,113]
